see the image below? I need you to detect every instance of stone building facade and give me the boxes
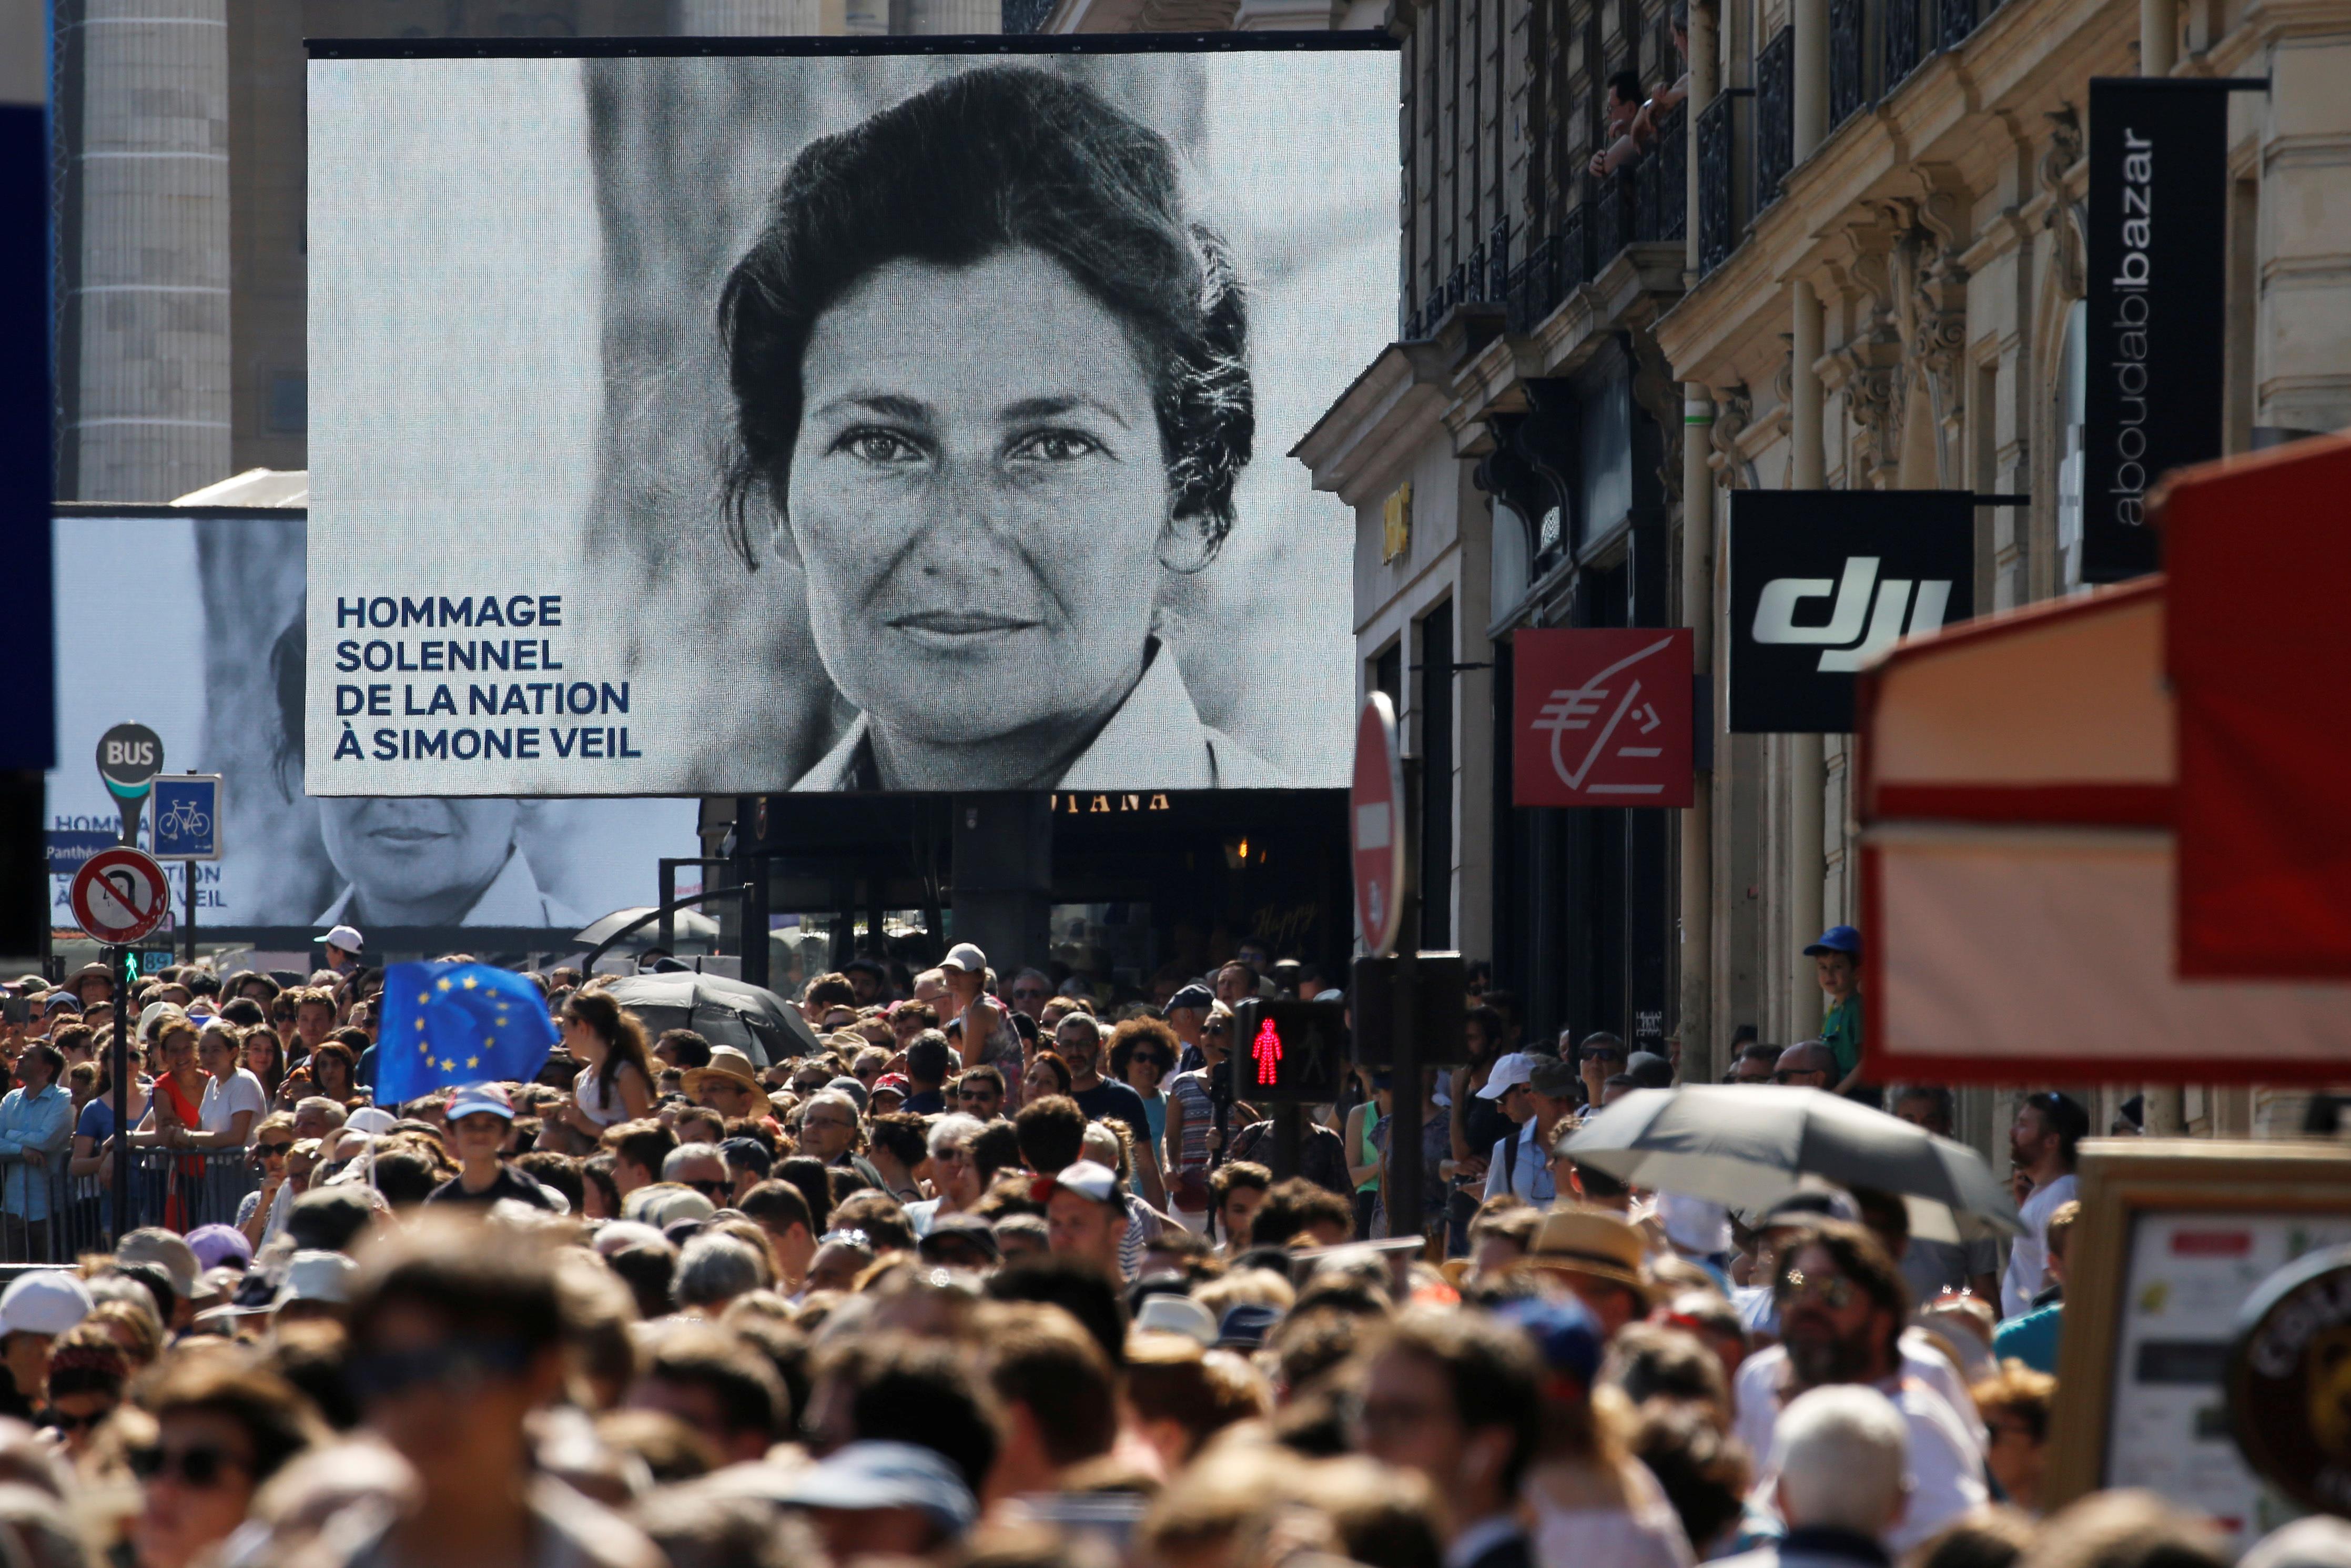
[1298,0,2351,1104]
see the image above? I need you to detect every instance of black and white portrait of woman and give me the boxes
[306,44,1395,796]
[722,68,1277,792]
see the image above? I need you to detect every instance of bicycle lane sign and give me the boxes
[150,775,223,860]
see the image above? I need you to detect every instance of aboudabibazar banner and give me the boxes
[305,38,1397,796]
[2081,77,2232,584]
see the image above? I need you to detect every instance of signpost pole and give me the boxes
[109,944,131,1245]
[1391,890,1423,1257]
[1273,1100,1301,1182]
[182,865,195,966]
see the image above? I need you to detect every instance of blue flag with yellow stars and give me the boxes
[376,962,558,1107]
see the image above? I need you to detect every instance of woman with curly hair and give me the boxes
[721,66,1282,792]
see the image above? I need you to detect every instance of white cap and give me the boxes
[346,1107,399,1136]
[118,1229,201,1301]
[939,943,987,975]
[276,1250,359,1308]
[1477,1053,1536,1099]
[0,1271,92,1337]
[318,925,364,953]
[1133,1293,1218,1347]
[1657,1191,1733,1256]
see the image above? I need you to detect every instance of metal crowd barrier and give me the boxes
[0,1149,261,1263]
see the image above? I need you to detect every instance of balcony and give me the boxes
[1504,205,1593,335]
[1635,101,1687,247]
[1830,0,1872,130]
[1697,93,1739,277]
[1755,27,1794,210]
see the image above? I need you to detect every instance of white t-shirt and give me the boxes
[1733,1336,1985,1462]
[2001,1173,2079,1318]
[200,1069,269,1140]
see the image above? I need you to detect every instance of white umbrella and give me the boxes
[1561,1084,2024,1236]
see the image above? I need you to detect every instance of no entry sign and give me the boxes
[70,846,171,946]
[1352,694,1406,956]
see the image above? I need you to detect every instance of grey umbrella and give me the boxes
[573,906,722,947]
[1560,1084,2024,1237]
[599,972,820,1069]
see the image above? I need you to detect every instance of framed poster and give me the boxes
[2047,1139,2351,1552]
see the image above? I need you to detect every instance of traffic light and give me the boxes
[1232,999,1350,1100]
[1349,953,1471,1066]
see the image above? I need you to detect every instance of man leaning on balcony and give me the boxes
[0,1045,74,1260]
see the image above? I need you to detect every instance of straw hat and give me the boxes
[1527,1207,1653,1302]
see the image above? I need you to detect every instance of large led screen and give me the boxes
[52,512,701,945]
[306,39,1397,796]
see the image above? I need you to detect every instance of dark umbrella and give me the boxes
[1560,1084,2024,1237]
[573,906,721,947]
[598,972,818,1069]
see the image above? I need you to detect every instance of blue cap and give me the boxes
[1167,984,1215,1013]
[1215,1302,1283,1349]
[1494,1295,1605,1385]
[1803,924,1862,957]
[776,1441,976,1534]
[445,1083,515,1122]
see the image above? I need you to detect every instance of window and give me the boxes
[265,374,307,436]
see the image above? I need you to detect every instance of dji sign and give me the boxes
[1730,491,1975,733]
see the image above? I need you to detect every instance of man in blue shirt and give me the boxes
[0,1045,74,1259]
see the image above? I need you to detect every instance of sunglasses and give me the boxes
[683,1178,733,1200]
[1583,1048,1626,1062]
[46,1409,112,1435]
[129,1443,247,1488]
[957,1087,998,1101]
[1132,1054,1172,1069]
[347,1338,535,1402]
[257,1141,295,1159]
[1203,1023,1230,1037]
[1778,1266,1857,1308]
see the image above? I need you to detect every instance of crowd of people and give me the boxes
[0,925,2275,1568]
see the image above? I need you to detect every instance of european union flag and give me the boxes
[375,962,559,1108]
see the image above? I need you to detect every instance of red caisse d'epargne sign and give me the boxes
[1513,629,1695,808]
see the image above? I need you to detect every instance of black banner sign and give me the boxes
[2082,78,2233,583]
[1729,490,1975,733]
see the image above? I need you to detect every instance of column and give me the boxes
[2140,0,2176,75]
[1792,0,1828,161]
[1788,278,1826,1038]
[67,0,232,502]
[1680,389,1716,1078]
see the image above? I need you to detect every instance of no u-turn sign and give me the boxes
[70,846,171,946]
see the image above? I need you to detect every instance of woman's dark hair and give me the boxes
[1108,1016,1179,1084]
[776,1155,835,1235]
[566,991,652,1105]
[865,1112,930,1171]
[243,1029,286,1099]
[720,66,1252,568]
[1025,1050,1073,1098]
[309,1041,357,1100]
[580,1154,623,1217]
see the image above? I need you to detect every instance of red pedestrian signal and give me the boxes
[1233,1000,1348,1101]
[1252,1018,1283,1086]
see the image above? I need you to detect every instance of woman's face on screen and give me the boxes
[787,246,1176,752]
[319,797,521,916]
